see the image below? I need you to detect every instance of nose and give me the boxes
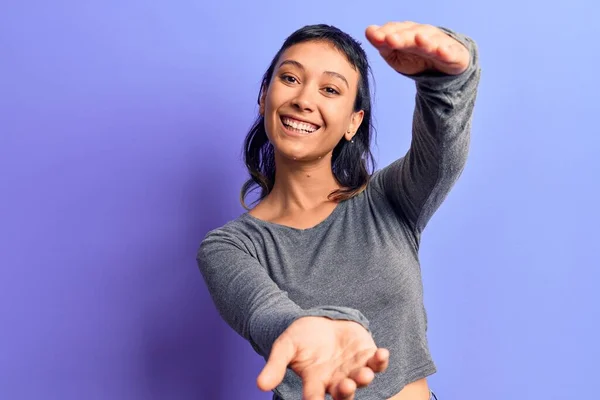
[291,87,315,112]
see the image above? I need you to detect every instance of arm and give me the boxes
[197,228,371,357]
[372,27,481,234]
[199,229,388,398]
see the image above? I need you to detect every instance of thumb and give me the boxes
[257,336,296,391]
[378,47,394,59]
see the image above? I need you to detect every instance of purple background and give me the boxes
[1,1,598,399]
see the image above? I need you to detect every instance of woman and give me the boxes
[198,20,481,400]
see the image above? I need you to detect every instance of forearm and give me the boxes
[379,28,481,233]
[197,229,370,357]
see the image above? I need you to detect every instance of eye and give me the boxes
[324,87,340,95]
[280,74,298,84]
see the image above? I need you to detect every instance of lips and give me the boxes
[280,115,321,134]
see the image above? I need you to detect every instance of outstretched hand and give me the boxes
[365,21,470,76]
[257,317,389,400]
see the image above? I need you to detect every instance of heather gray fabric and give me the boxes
[197,27,480,400]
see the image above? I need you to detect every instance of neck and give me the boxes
[267,153,341,212]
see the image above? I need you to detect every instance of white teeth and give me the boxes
[282,117,318,133]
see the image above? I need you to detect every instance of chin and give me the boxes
[275,145,312,162]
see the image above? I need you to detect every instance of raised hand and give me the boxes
[256,316,389,400]
[365,21,470,76]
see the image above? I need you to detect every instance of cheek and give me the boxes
[262,92,278,136]
[265,83,287,109]
[322,103,352,132]
[264,90,285,124]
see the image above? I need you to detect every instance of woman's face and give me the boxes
[260,40,364,162]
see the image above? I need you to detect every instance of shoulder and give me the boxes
[198,214,258,260]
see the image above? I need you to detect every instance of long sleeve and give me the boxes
[197,228,371,358]
[371,27,481,236]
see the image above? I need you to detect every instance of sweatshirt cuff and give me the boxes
[301,306,371,332]
[250,306,371,358]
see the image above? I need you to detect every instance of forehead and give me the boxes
[277,40,358,79]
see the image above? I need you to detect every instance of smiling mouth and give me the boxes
[280,116,321,134]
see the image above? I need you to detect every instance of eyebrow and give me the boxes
[278,59,349,89]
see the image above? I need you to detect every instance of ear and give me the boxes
[259,85,267,116]
[345,110,365,141]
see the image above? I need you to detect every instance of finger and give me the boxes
[348,366,375,388]
[332,377,357,400]
[365,25,386,49]
[366,348,389,373]
[257,337,296,391]
[384,26,443,53]
[302,371,328,400]
[435,40,469,66]
[384,30,418,51]
[378,21,419,36]
[365,21,419,49]
[414,32,439,54]
[380,22,436,46]
[378,21,424,47]
[436,42,453,61]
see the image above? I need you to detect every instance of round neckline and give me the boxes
[243,199,347,233]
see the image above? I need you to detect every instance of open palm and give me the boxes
[257,317,389,400]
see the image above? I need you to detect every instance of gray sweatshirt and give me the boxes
[197,27,481,400]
